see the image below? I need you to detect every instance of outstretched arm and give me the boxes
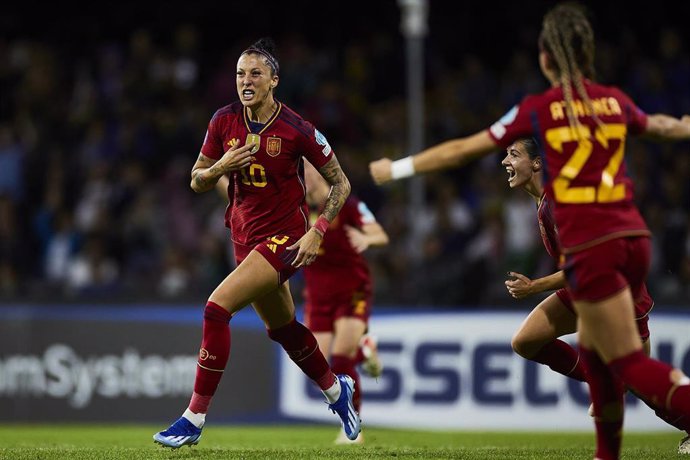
[369,130,497,184]
[288,155,351,267]
[643,114,690,141]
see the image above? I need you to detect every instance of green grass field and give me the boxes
[0,424,683,459]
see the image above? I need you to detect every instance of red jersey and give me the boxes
[303,196,375,301]
[537,194,560,261]
[488,81,650,253]
[201,101,334,246]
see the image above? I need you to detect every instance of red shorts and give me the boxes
[561,236,652,339]
[233,234,300,284]
[556,286,653,341]
[304,286,372,333]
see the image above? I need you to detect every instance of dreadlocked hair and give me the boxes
[539,2,603,138]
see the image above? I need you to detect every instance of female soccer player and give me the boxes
[501,138,689,444]
[154,38,360,448]
[501,138,652,377]
[303,160,389,444]
[370,4,690,458]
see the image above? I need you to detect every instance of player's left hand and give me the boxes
[505,271,534,299]
[369,158,393,184]
[287,229,323,267]
[344,225,369,253]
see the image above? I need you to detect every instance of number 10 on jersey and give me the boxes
[240,163,268,188]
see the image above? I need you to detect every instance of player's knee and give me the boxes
[266,319,297,343]
[671,369,690,387]
[511,331,536,359]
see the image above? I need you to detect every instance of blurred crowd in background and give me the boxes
[1,2,689,307]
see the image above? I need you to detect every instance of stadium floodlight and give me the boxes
[398,0,428,261]
[398,0,428,38]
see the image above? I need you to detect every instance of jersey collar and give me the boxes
[243,101,282,134]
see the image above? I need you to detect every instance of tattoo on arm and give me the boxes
[191,153,222,192]
[318,156,351,222]
[193,172,208,188]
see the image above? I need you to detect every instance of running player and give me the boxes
[154,37,360,448]
[502,138,690,442]
[370,4,690,457]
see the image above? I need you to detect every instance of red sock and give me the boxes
[642,398,690,434]
[609,350,690,415]
[190,301,232,413]
[331,354,361,412]
[531,339,587,382]
[581,346,624,460]
[268,319,334,390]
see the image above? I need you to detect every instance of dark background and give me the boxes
[1,1,689,306]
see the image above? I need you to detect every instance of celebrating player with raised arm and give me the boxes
[370,3,690,458]
[154,37,360,448]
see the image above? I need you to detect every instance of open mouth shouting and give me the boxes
[506,166,517,184]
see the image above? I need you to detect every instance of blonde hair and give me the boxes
[539,3,602,135]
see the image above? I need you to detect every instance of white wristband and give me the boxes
[390,157,415,180]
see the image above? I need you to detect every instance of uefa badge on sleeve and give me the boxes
[267,137,281,157]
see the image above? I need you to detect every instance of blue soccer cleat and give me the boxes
[328,374,361,441]
[153,416,202,448]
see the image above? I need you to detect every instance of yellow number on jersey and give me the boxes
[240,163,268,188]
[545,123,627,204]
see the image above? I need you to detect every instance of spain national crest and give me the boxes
[266,137,281,157]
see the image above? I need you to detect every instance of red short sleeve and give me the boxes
[299,122,334,169]
[200,112,225,160]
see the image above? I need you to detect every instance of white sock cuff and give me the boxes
[183,408,206,428]
[322,376,341,403]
